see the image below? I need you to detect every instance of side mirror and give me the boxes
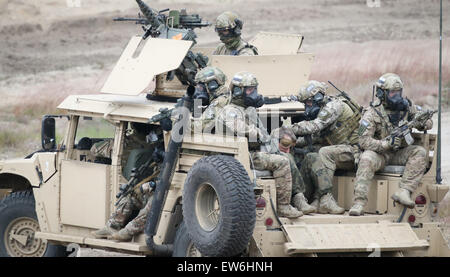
[42,116,56,151]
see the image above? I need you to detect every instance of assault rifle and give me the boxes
[114,0,210,86]
[384,109,437,150]
[115,161,159,206]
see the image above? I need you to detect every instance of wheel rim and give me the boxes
[186,241,202,257]
[4,217,47,257]
[195,182,220,232]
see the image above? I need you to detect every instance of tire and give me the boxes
[0,191,68,257]
[182,155,256,257]
[172,221,202,257]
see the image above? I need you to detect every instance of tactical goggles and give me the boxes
[387,89,402,97]
[232,86,257,97]
[303,92,324,104]
[196,80,220,93]
[215,27,235,38]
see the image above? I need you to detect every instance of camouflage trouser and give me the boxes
[318,144,357,196]
[251,151,292,205]
[355,145,427,204]
[108,193,153,236]
[299,152,336,201]
[280,152,306,197]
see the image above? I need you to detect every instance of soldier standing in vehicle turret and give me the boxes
[349,73,433,216]
[213,11,258,56]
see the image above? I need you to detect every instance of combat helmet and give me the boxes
[375,73,408,111]
[215,11,243,43]
[297,80,328,102]
[230,71,264,108]
[195,66,227,88]
[298,80,327,120]
[193,66,227,105]
[375,73,403,91]
[230,71,258,97]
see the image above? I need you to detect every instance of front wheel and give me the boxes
[0,191,68,257]
[172,221,202,257]
[182,155,256,257]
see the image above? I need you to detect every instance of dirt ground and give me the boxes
[0,0,449,256]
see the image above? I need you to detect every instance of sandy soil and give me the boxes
[0,0,449,256]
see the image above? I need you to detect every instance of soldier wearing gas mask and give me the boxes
[213,11,258,56]
[350,73,433,215]
[281,80,361,214]
[191,66,231,133]
[215,71,302,218]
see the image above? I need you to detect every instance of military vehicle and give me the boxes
[0,2,449,257]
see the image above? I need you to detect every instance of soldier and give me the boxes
[213,11,258,56]
[286,80,363,214]
[92,123,164,241]
[191,66,231,133]
[215,71,302,218]
[350,73,433,215]
[272,127,316,214]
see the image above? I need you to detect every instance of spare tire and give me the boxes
[182,155,256,257]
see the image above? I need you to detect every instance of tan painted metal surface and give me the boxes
[249,31,304,55]
[283,222,429,254]
[210,53,314,97]
[59,160,111,229]
[101,36,192,95]
[57,94,177,122]
[37,153,56,183]
[0,156,41,187]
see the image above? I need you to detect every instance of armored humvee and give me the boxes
[0,31,449,257]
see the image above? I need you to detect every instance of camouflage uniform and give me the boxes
[287,81,360,213]
[108,181,156,238]
[91,129,153,180]
[215,71,302,218]
[212,11,258,56]
[191,66,231,133]
[92,124,161,240]
[354,102,431,207]
[351,73,433,215]
[216,103,296,212]
[213,40,258,56]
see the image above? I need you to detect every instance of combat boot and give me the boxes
[278,204,303,218]
[349,201,365,216]
[318,193,345,214]
[109,228,133,242]
[292,193,316,214]
[310,198,319,211]
[92,225,118,239]
[391,188,415,209]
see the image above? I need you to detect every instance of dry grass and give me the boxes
[0,129,29,148]
[309,39,449,108]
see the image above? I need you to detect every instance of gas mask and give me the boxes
[234,86,264,108]
[303,92,324,120]
[193,81,220,106]
[385,89,409,111]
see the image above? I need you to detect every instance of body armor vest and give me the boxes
[322,97,361,145]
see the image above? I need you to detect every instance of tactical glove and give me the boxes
[390,136,402,151]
